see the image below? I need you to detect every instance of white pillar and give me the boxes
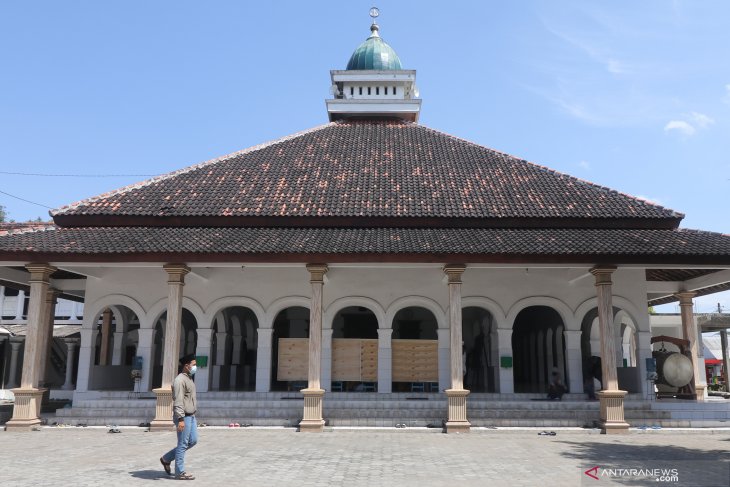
[7,340,23,388]
[437,328,450,392]
[136,328,155,392]
[636,331,652,396]
[111,332,125,366]
[564,330,583,395]
[62,339,79,390]
[212,332,227,391]
[321,329,333,392]
[496,328,513,394]
[555,326,566,388]
[377,328,392,393]
[255,328,273,392]
[0,286,4,319]
[74,329,94,393]
[194,328,213,393]
[15,290,25,321]
[229,334,243,390]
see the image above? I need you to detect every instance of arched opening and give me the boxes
[512,306,566,393]
[271,306,309,391]
[210,306,259,391]
[580,307,640,393]
[331,306,378,392]
[88,305,141,390]
[151,308,198,389]
[391,306,438,393]
[462,307,496,392]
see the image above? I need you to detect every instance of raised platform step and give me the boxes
[48,392,721,428]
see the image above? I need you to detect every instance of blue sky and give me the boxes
[1,1,728,312]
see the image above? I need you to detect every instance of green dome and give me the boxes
[346,24,402,70]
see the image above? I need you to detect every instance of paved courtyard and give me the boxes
[1,427,729,486]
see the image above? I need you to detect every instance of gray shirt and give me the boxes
[172,372,197,421]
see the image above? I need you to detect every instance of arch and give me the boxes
[324,296,385,330]
[146,296,205,330]
[385,296,446,331]
[265,296,310,327]
[511,305,567,393]
[270,304,310,391]
[204,296,265,331]
[209,305,260,391]
[574,295,645,332]
[462,296,506,325]
[83,295,146,330]
[506,296,575,331]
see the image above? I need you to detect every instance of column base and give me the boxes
[5,388,45,431]
[299,388,325,432]
[597,390,629,435]
[444,388,471,434]
[695,384,707,401]
[149,387,175,432]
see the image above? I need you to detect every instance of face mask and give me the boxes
[189,365,197,376]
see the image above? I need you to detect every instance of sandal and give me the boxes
[176,472,195,480]
[160,457,172,475]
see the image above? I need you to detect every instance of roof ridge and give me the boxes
[51,122,338,217]
[413,122,684,219]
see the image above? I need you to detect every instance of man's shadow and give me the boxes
[129,470,172,480]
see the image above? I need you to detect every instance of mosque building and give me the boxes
[1,9,729,433]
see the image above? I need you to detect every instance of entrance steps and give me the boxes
[50,391,730,428]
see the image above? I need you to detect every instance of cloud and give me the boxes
[578,160,590,169]
[690,112,714,128]
[723,84,730,105]
[636,195,664,206]
[664,112,714,137]
[664,120,695,136]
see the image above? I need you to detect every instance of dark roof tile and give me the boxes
[52,120,681,223]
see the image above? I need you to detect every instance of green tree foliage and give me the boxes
[0,204,6,223]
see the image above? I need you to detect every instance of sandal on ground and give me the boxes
[160,457,172,475]
[176,472,195,480]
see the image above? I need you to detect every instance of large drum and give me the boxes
[654,351,693,388]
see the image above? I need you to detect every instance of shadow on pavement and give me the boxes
[129,469,172,480]
[556,440,730,486]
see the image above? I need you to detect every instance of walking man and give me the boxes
[160,353,198,480]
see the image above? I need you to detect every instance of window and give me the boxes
[350,86,354,96]
[367,87,371,95]
[385,87,388,95]
[393,86,397,95]
[376,87,380,95]
[359,86,363,95]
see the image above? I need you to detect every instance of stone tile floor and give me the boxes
[1,426,729,486]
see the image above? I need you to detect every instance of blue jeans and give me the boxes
[162,415,198,476]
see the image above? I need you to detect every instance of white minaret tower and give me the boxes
[326,7,421,122]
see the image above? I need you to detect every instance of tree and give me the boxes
[0,204,6,223]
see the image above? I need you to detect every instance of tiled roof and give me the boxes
[0,221,55,236]
[52,120,681,225]
[1,226,728,263]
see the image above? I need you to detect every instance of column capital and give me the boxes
[306,264,329,283]
[25,263,57,283]
[674,291,697,305]
[163,263,190,284]
[443,264,466,284]
[590,265,617,285]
